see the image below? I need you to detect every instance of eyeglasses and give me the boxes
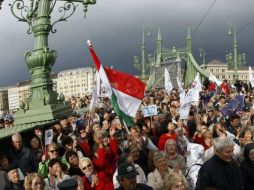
[80,131,86,134]
[49,149,58,153]
[82,163,92,170]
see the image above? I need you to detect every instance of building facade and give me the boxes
[8,76,57,113]
[3,67,95,113]
[8,86,19,113]
[57,67,95,98]
[201,60,250,83]
[0,87,9,116]
[51,73,58,92]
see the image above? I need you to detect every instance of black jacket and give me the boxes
[8,146,38,175]
[0,170,10,190]
[240,143,254,190]
[196,155,241,190]
[6,181,24,190]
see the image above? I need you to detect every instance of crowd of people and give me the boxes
[0,79,254,190]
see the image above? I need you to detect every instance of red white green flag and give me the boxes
[87,40,146,127]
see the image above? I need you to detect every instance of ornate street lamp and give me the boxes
[134,24,153,81]
[227,24,238,80]
[199,48,206,66]
[5,0,96,126]
[227,24,247,81]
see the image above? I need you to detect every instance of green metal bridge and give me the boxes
[134,27,209,88]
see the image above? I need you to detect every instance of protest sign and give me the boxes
[143,105,158,117]
[45,129,53,146]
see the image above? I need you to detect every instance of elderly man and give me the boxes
[8,133,38,175]
[196,137,241,190]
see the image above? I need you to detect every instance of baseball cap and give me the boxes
[5,164,18,173]
[117,162,138,178]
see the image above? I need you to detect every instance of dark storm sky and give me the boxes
[0,0,254,86]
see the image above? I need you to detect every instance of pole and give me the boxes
[233,24,238,80]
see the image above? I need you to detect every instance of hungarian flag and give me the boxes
[87,40,146,127]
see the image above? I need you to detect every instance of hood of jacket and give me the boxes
[244,143,254,162]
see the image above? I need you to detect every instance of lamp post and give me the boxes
[134,24,153,82]
[6,0,96,125]
[227,24,238,80]
[199,48,206,66]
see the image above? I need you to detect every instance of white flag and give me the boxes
[96,71,100,96]
[249,66,254,88]
[89,72,100,111]
[209,73,222,86]
[189,73,202,102]
[179,103,191,119]
[45,129,53,146]
[192,73,202,90]
[165,68,174,93]
[177,77,183,92]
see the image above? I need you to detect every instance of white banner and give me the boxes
[165,68,174,93]
[143,105,158,117]
[45,129,53,146]
[249,66,254,88]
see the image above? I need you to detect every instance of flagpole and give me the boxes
[122,120,130,134]
[39,137,46,155]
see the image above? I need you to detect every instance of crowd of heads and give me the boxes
[0,79,254,190]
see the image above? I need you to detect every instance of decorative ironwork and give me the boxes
[8,0,96,34]
[51,1,77,33]
[4,0,96,131]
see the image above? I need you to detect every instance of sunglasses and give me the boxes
[80,130,86,134]
[82,163,92,170]
[49,149,58,153]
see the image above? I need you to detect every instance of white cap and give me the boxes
[87,40,92,46]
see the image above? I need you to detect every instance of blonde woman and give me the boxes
[147,151,177,190]
[164,173,187,190]
[24,173,45,190]
[164,139,185,171]
[79,157,113,190]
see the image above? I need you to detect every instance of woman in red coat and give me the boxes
[92,128,119,179]
[158,122,177,150]
[79,157,113,190]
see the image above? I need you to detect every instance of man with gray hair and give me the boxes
[196,137,241,190]
[8,133,38,174]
